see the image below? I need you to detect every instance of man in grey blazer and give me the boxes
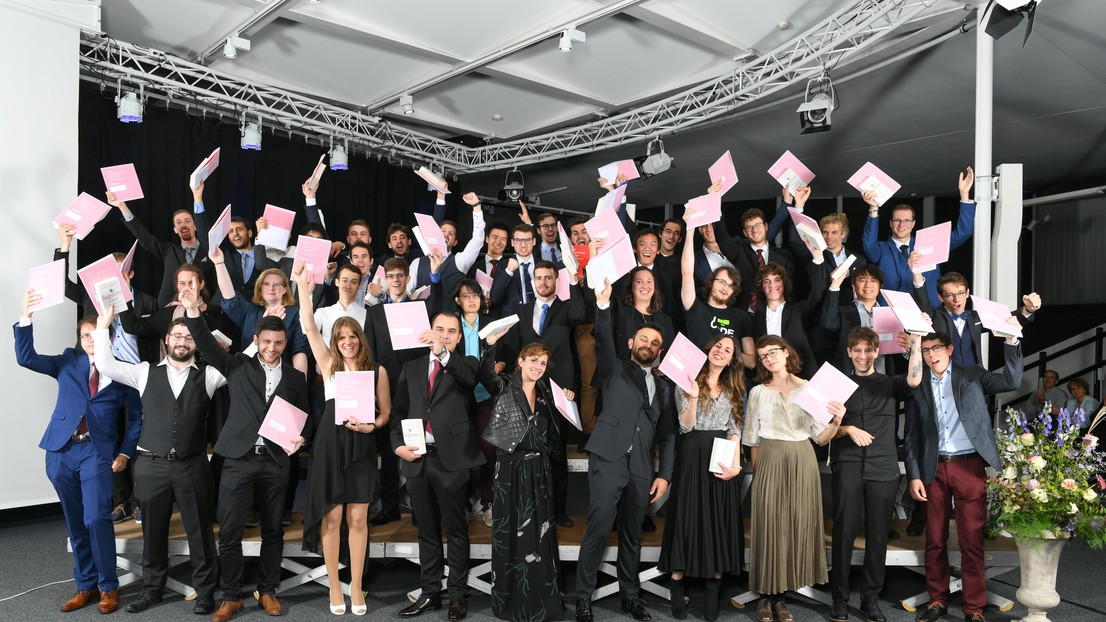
[575,280,676,622]
[904,327,1023,622]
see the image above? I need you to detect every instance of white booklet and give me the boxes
[478,314,519,340]
[401,419,427,455]
[708,437,738,474]
[94,277,127,314]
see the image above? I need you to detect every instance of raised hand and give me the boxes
[209,245,224,264]
[96,306,115,331]
[105,190,125,209]
[518,200,532,225]
[486,326,510,346]
[179,289,200,316]
[292,261,311,288]
[301,179,315,199]
[1022,292,1042,312]
[256,216,269,231]
[21,289,42,319]
[192,180,204,203]
[861,189,879,209]
[827,400,846,426]
[958,166,974,202]
[56,223,76,252]
[684,375,699,398]
[506,257,519,274]
[793,185,811,209]
[263,305,287,320]
[463,192,480,206]
[598,177,614,192]
[428,251,444,274]
[707,179,724,194]
[596,278,613,306]
[329,241,345,259]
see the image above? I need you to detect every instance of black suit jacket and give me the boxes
[503,286,586,391]
[751,262,826,379]
[220,244,278,302]
[363,285,442,394]
[123,212,215,307]
[389,351,483,476]
[185,314,311,467]
[910,281,1033,367]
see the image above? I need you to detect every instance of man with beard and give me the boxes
[575,279,676,622]
[92,308,227,615]
[658,218,684,258]
[221,216,277,301]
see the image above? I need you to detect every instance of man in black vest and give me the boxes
[93,309,227,614]
[184,296,311,622]
[576,279,676,622]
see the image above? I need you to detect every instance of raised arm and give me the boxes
[861,190,884,263]
[109,192,171,259]
[452,193,485,274]
[593,279,617,382]
[13,291,66,377]
[292,261,333,370]
[680,210,697,311]
[92,307,149,390]
[181,289,236,377]
[208,245,236,301]
[950,167,976,250]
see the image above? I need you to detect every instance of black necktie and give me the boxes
[899,244,910,259]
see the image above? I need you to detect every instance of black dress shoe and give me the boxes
[192,592,215,615]
[398,594,442,617]
[888,527,901,540]
[575,598,593,622]
[860,600,887,622]
[906,511,926,537]
[829,600,849,622]
[555,515,574,528]
[641,516,656,532]
[621,597,652,621]
[370,511,401,527]
[124,592,162,613]
[447,598,467,621]
[915,601,947,622]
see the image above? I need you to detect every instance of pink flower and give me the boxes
[1028,479,1040,490]
[1061,479,1077,490]
[1096,475,1106,491]
[1084,435,1100,448]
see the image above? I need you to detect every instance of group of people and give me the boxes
[16,158,1064,622]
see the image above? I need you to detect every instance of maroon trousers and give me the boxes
[923,455,988,615]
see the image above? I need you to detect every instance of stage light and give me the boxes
[240,115,262,150]
[635,137,673,177]
[499,168,525,202]
[400,94,414,115]
[222,34,251,59]
[797,74,836,135]
[116,89,143,123]
[559,27,586,52]
[330,139,348,171]
[985,0,1044,44]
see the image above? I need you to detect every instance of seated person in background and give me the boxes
[1028,369,1069,415]
[1066,379,1101,426]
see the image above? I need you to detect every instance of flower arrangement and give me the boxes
[987,404,1106,547]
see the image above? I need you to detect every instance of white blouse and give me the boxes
[741,383,827,445]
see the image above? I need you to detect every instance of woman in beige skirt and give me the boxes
[743,335,844,622]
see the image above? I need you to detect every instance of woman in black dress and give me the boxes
[660,335,745,621]
[479,332,570,622]
[293,263,391,616]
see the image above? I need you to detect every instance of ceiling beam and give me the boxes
[194,0,297,64]
[278,10,462,66]
[477,67,614,110]
[621,6,754,57]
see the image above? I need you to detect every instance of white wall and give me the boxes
[0,0,100,509]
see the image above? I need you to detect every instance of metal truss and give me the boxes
[77,0,935,174]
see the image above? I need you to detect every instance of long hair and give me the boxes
[325,316,374,378]
[695,335,746,429]
[620,266,663,314]
[755,262,793,302]
[251,268,294,307]
[753,335,801,384]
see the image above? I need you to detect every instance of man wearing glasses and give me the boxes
[904,326,1023,622]
[862,168,977,306]
[489,223,539,317]
[734,208,794,313]
[537,212,564,266]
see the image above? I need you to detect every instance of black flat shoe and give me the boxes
[123,593,162,613]
[575,598,593,622]
[370,511,401,527]
[398,594,442,618]
[829,600,849,622]
[621,597,652,621]
[192,592,215,615]
[555,515,574,528]
[860,600,887,622]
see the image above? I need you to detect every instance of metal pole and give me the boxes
[973,2,994,367]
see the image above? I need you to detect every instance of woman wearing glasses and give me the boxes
[743,336,843,622]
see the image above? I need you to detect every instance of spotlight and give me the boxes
[116,87,143,123]
[222,34,251,59]
[797,74,836,135]
[240,115,262,150]
[984,0,1044,44]
[400,94,414,115]
[330,139,348,171]
[498,168,525,202]
[559,27,586,52]
[634,137,673,177]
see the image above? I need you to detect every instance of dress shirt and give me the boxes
[931,369,973,454]
[540,242,562,264]
[123,210,201,261]
[703,247,734,272]
[742,384,827,444]
[314,300,367,345]
[238,248,255,282]
[750,243,770,263]
[461,316,491,403]
[111,311,141,364]
[765,303,784,337]
[829,247,848,267]
[484,255,503,276]
[532,295,556,334]
[423,349,452,444]
[92,329,226,397]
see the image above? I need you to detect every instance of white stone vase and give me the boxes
[1014,536,1067,622]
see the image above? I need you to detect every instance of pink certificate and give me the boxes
[259,396,309,454]
[882,289,934,335]
[658,332,708,394]
[306,155,326,191]
[208,204,232,251]
[794,363,859,425]
[413,213,448,256]
[77,254,133,316]
[585,236,636,291]
[597,160,640,185]
[256,204,296,251]
[707,150,739,196]
[383,301,431,350]
[596,184,627,215]
[415,167,450,193]
[549,378,582,431]
[475,269,493,294]
[971,295,1023,339]
[555,268,571,301]
[767,150,816,192]
[584,205,628,252]
[100,163,144,202]
[121,240,138,275]
[53,192,113,240]
[27,259,66,313]
[788,208,827,252]
[558,222,579,275]
[372,265,385,285]
[911,221,951,273]
[334,371,376,425]
[847,162,901,207]
[295,235,332,284]
[189,148,220,190]
[684,192,722,229]
[872,307,906,354]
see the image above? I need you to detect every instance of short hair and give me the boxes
[347,219,370,235]
[1068,378,1090,394]
[175,264,210,303]
[533,260,558,276]
[167,317,189,335]
[350,241,373,258]
[937,272,969,293]
[383,257,409,277]
[1044,369,1060,380]
[300,222,327,238]
[754,335,802,383]
[537,212,556,224]
[633,322,665,342]
[486,222,509,237]
[256,315,286,336]
[567,216,588,229]
[742,208,767,225]
[78,315,112,340]
[111,251,128,264]
[512,223,535,238]
[336,263,362,281]
[819,213,850,234]
[701,266,740,306]
[230,216,255,236]
[756,262,793,300]
[251,268,294,307]
[921,332,952,347]
[518,341,550,363]
[386,223,412,239]
[634,230,660,247]
[851,264,883,285]
[171,209,194,222]
[440,220,458,232]
[430,311,461,331]
[890,204,916,219]
[621,266,663,314]
[662,217,685,234]
[453,278,488,313]
[847,326,880,350]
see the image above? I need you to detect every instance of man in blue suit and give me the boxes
[862,167,976,306]
[14,290,142,614]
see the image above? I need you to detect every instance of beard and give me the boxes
[168,347,194,363]
[631,347,658,367]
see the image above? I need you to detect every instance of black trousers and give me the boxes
[133,453,218,597]
[406,451,470,599]
[216,452,288,600]
[377,422,401,515]
[575,453,650,600]
[829,462,898,603]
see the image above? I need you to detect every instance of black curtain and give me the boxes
[76,82,470,298]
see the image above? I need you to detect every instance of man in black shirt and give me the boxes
[828,326,923,622]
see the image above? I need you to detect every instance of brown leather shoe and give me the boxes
[773,601,795,622]
[60,589,100,612]
[258,593,283,616]
[98,590,119,614]
[211,600,243,622]
[754,598,773,622]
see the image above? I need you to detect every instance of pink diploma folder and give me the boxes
[372,265,385,285]
[295,235,332,285]
[121,240,138,275]
[872,307,906,354]
[707,150,739,196]
[27,259,66,313]
[658,332,708,394]
[53,193,113,240]
[77,254,133,316]
[684,193,722,229]
[189,148,220,190]
[585,205,629,252]
[911,221,951,273]
[259,396,309,454]
[334,371,376,425]
[208,204,232,251]
[788,208,827,252]
[847,162,901,207]
[555,268,571,301]
[413,213,449,256]
[415,167,450,193]
[549,378,582,431]
[585,235,635,291]
[596,184,627,215]
[255,204,296,251]
[767,150,816,191]
[971,295,1023,339]
[475,269,493,293]
[306,155,326,191]
[101,163,144,202]
[383,301,431,350]
[794,363,858,425]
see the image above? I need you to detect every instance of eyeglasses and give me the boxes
[79,333,95,342]
[891,218,915,225]
[458,293,481,300]
[384,273,406,281]
[920,344,947,356]
[538,223,557,229]
[758,347,783,363]
[662,228,681,236]
[941,290,968,300]
[743,222,765,232]
[168,333,194,343]
[713,279,734,289]
[512,237,534,244]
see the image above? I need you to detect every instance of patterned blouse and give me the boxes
[742,383,827,445]
[675,388,741,437]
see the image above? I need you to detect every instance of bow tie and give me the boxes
[950,311,969,321]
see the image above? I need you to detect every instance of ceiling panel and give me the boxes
[101,0,257,60]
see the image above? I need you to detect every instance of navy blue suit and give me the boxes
[14,322,142,591]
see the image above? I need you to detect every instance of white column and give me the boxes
[972,1,994,367]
